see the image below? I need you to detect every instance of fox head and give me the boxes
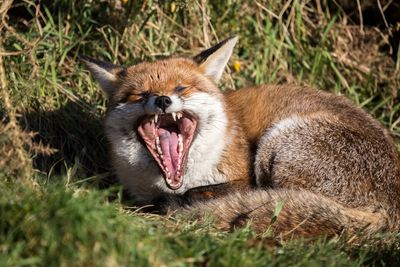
[82,37,238,202]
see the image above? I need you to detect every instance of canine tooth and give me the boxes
[154,114,159,123]
[176,112,182,120]
[172,112,177,121]
[156,137,160,145]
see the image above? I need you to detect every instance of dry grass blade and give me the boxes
[0,0,55,180]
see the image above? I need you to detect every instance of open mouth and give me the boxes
[137,112,197,190]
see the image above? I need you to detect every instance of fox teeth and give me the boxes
[178,134,183,154]
[154,114,159,123]
[176,112,182,120]
[172,112,177,121]
[156,137,160,145]
[156,140,162,155]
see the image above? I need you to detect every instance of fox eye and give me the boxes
[175,86,189,93]
[122,91,151,103]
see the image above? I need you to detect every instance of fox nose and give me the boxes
[154,96,172,112]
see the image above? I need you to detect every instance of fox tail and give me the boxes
[185,189,391,239]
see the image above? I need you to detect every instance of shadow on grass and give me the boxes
[22,100,117,188]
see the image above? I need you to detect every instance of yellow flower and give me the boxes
[170,2,176,13]
[122,0,128,4]
[233,60,241,72]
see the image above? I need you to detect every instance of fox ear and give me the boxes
[193,36,238,83]
[80,56,125,96]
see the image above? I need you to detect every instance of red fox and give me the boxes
[82,36,400,238]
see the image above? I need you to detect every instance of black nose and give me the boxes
[154,96,172,111]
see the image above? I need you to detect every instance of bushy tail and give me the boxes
[185,189,390,239]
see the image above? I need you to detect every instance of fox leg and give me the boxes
[254,115,400,213]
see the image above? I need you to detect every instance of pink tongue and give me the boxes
[158,128,180,176]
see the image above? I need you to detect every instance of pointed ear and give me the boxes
[80,56,126,96]
[193,36,238,83]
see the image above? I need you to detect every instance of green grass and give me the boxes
[1,179,399,267]
[1,0,400,266]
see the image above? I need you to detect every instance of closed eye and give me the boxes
[121,91,151,103]
[175,85,189,93]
